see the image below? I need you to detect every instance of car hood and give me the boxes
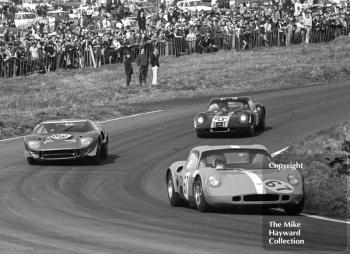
[24,131,99,150]
[203,109,251,116]
[201,168,301,195]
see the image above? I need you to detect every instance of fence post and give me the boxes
[13,58,16,77]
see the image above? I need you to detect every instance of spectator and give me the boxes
[186,27,197,53]
[138,11,146,31]
[303,11,312,44]
[135,47,148,86]
[124,50,133,87]
[150,48,160,86]
[0,0,349,78]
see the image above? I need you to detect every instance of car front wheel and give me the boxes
[257,118,265,131]
[27,157,38,165]
[284,197,304,215]
[196,129,208,138]
[91,143,101,164]
[246,125,255,137]
[194,177,211,212]
[100,139,108,159]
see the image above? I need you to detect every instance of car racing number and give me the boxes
[183,173,191,200]
[263,180,294,193]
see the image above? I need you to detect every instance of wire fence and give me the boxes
[1,24,349,78]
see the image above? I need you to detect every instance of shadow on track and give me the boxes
[186,204,299,216]
[32,154,120,167]
[197,126,273,139]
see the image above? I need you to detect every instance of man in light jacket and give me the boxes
[150,48,160,86]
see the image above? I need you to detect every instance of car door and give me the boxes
[181,150,200,200]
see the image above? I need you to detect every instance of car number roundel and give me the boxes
[263,180,294,193]
[51,134,72,140]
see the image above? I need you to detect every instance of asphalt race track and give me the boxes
[0,82,349,254]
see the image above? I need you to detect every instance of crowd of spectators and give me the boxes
[0,0,349,77]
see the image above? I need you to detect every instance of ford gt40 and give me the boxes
[194,96,266,137]
[24,119,109,165]
[166,145,304,214]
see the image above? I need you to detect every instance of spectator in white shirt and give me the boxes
[302,11,312,44]
[294,0,303,17]
[186,28,196,53]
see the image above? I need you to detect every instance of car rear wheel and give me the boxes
[194,177,211,212]
[167,173,187,207]
[284,197,304,215]
[27,157,38,165]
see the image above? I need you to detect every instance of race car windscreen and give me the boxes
[208,100,249,112]
[35,121,95,134]
[200,149,272,169]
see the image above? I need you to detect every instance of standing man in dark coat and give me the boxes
[135,48,148,86]
[137,11,146,31]
[124,50,133,87]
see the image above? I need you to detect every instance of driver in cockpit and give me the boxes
[212,154,227,169]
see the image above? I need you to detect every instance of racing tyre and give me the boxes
[167,173,187,207]
[27,157,38,165]
[91,143,101,164]
[284,197,305,215]
[257,118,265,132]
[194,177,211,212]
[196,129,207,138]
[100,139,109,159]
[246,125,255,137]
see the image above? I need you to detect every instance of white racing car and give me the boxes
[166,145,304,214]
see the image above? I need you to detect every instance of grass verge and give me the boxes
[1,37,350,138]
[274,121,350,219]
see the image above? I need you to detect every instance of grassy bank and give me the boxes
[1,37,350,138]
[274,121,350,219]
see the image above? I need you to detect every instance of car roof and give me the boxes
[40,119,91,124]
[192,145,268,153]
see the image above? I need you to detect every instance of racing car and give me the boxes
[165,145,304,214]
[194,96,266,137]
[24,119,109,165]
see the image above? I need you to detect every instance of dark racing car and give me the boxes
[24,119,109,165]
[194,96,266,137]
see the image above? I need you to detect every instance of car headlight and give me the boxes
[80,137,93,146]
[197,116,204,124]
[239,113,248,123]
[288,174,300,186]
[27,140,40,149]
[208,175,221,187]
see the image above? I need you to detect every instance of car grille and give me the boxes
[243,194,279,202]
[211,127,229,132]
[43,149,78,159]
